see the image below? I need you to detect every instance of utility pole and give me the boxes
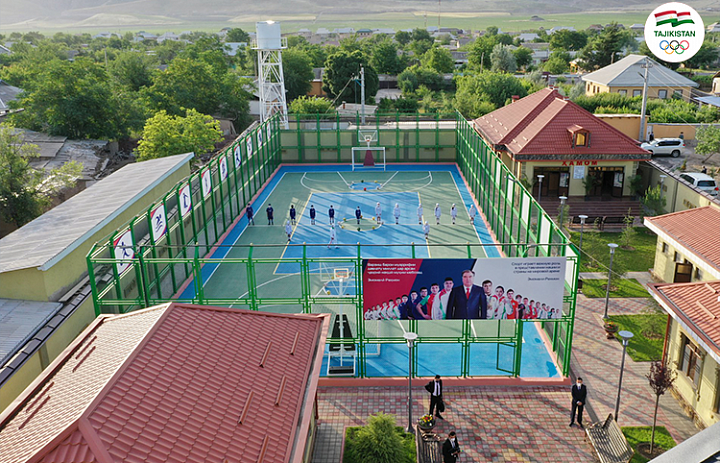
[360,65,366,125]
[638,57,653,142]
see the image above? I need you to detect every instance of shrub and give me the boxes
[344,413,415,463]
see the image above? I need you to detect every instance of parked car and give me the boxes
[679,172,719,196]
[640,138,685,157]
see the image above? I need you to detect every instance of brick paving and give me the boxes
[313,386,597,463]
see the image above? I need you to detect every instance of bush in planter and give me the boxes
[344,413,415,463]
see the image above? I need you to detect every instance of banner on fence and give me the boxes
[362,258,566,321]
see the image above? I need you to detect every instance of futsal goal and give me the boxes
[352,129,386,171]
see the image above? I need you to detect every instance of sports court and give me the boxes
[175,164,560,379]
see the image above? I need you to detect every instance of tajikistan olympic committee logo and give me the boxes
[644,2,705,63]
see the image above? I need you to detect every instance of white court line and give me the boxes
[405,172,433,192]
[300,172,316,191]
[272,192,315,274]
[418,191,431,258]
[337,172,351,188]
[379,171,398,189]
[449,170,487,257]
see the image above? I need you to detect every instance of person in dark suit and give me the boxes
[266,204,274,225]
[570,377,587,428]
[424,374,444,419]
[405,290,420,320]
[442,432,460,463]
[446,270,487,319]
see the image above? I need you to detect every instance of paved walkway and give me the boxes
[312,386,598,463]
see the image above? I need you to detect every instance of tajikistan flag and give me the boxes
[655,10,695,27]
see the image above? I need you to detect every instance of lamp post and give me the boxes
[559,196,568,231]
[537,175,545,202]
[578,215,588,252]
[404,332,418,433]
[614,330,634,421]
[603,243,619,320]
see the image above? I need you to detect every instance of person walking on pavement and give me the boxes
[246,204,255,225]
[434,203,441,225]
[289,205,297,225]
[394,203,401,224]
[425,374,445,420]
[442,432,461,463]
[417,203,423,224]
[570,377,587,428]
[266,204,274,225]
[284,220,292,242]
[451,204,457,225]
[310,205,316,225]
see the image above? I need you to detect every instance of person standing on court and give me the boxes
[394,203,401,225]
[289,205,297,225]
[284,220,292,242]
[434,203,441,225]
[424,374,445,419]
[327,225,339,249]
[423,221,430,240]
[469,204,476,224]
[450,204,457,225]
[375,202,382,224]
[266,204,274,225]
[246,204,255,225]
[570,377,587,428]
[309,205,316,225]
[417,203,423,224]
[442,432,461,463]
[329,205,335,225]
[355,206,362,224]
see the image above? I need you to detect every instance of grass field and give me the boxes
[607,314,667,362]
[570,228,657,274]
[622,426,676,463]
[581,278,650,299]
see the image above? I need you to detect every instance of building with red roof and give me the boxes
[0,303,330,463]
[472,88,650,200]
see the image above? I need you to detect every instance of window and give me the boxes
[633,89,642,97]
[662,242,668,253]
[658,89,668,99]
[619,89,627,96]
[575,132,587,146]
[695,267,702,280]
[715,372,720,413]
[674,90,683,99]
[679,335,704,388]
[674,251,683,262]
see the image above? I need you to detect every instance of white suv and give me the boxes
[679,172,719,196]
[640,138,685,157]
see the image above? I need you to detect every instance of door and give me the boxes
[674,263,693,283]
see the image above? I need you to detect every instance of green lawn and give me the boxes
[570,228,657,274]
[622,426,677,463]
[581,278,650,299]
[607,314,667,362]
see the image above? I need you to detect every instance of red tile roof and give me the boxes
[645,206,720,273]
[0,303,330,463]
[472,88,650,160]
[648,280,720,362]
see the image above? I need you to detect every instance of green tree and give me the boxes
[282,48,314,99]
[486,26,499,36]
[322,50,378,103]
[542,52,570,74]
[578,22,632,70]
[9,58,130,140]
[155,39,186,64]
[490,44,517,72]
[144,57,222,116]
[641,185,667,216]
[225,28,250,43]
[422,46,455,73]
[137,109,222,161]
[455,71,528,108]
[108,51,156,91]
[467,34,512,70]
[370,40,403,74]
[685,41,720,69]
[394,31,412,46]
[549,29,587,51]
[0,125,82,227]
[397,65,443,95]
[695,125,720,157]
[513,46,533,70]
[289,96,335,114]
[350,413,413,463]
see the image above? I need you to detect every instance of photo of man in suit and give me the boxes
[447,269,487,319]
[442,431,461,463]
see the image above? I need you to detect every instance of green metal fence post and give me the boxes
[136,245,151,308]
[193,244,205,304]
[247,244,258,310]
[87,251,100,317]
[411,242,416,258]
[513,320,524,377]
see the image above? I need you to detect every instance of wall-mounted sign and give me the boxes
[179,184,192,218]
[150,204,167,241]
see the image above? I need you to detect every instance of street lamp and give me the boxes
[403,332,418,433]
[559,196,568,230]
[578,215,588,252]
[603,243,619,320]
[537,175,545,202]
[614,330,634,421]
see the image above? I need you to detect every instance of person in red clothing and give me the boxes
[528,300,537,318]
[425,283,441,319]
[505,289,518,319]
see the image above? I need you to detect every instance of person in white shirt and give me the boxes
[285,220,292,242]
[417,203,423,224]
[433,277,453,320]
[489,285,504,320]
[375,202,382,224]
[450,203,457,225]
[469,204,476,224]
[423,221,430,240]
[394,203,401,224]
[434,203,441,225]
[328,225,338,249]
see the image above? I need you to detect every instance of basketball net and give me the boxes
[362,135,375,167]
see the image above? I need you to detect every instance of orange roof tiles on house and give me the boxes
[648,280,720,364]
[645,206,720,274]
[472,87,650,161]
[0,303,330,463]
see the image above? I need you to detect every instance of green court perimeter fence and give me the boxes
[87,112,579,378]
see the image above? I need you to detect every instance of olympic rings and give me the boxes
[659,40,689,54]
